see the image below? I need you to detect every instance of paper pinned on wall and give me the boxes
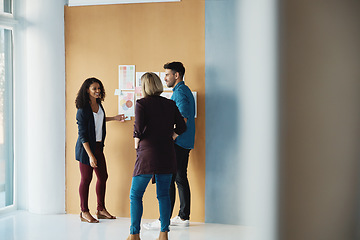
[118,91,135,120]
[135,87,143,100]
[135,87,141,93]
[136,72,161,88]
[135,72,145,88]
[192,91,197,118]
[160,91,172,99]
[119,65,135,90]
[117,67,194,120]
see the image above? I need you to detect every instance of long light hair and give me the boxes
[141,72,163,97]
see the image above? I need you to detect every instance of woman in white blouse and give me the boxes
[75,77,125,223]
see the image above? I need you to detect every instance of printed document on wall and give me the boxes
[119,65,135,90]
[118,91,135,120]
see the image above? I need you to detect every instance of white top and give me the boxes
[93,105,104,142]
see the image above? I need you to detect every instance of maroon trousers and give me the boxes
[79,143,108,212]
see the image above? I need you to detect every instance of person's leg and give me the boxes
[93,145,108,211]
[169,173,176,218]
[155,174,172,233]
[126,234,141,240]
[79,162,93,213]
[79,162,98,223]
[174,144,191,220]
[157,231,169,240]
[130,174,152,234]
[93,145,116,218]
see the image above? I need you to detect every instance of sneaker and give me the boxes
[143,219,161,230]
[170,216,189,227]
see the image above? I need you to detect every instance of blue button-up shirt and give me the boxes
[171,81,195,149]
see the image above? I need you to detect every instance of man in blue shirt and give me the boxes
[166,62,195,227]
[144,62,195,229]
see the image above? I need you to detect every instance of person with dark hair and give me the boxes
[144,62,195,230]
[127,72,186,240]
[163,61,185,80]
[75,77,125,223]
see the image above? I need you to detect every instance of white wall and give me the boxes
[13,0,28,212]
[205,1,278,240]
[238,1,278,239]
[205,0,241,225]
[15,0,66,214]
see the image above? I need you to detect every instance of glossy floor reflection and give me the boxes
[0,211,253,240]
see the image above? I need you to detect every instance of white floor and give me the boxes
[0,211,253,240]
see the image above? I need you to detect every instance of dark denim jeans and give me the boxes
[169,144,191,220]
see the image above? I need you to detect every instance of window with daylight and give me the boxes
[0,0,14,209]
[0,0,11,13]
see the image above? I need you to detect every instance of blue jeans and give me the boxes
[130,174,172,234]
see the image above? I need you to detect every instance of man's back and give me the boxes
[171,81,195,149]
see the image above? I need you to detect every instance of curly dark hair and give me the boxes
[75,77,106,109]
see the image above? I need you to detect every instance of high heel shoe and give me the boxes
[96,210,116,219]
[80,212,99,223]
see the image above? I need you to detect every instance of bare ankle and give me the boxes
[127,234,140,240]
[157,231,168,240]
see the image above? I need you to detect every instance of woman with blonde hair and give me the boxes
[127,72,186,240]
